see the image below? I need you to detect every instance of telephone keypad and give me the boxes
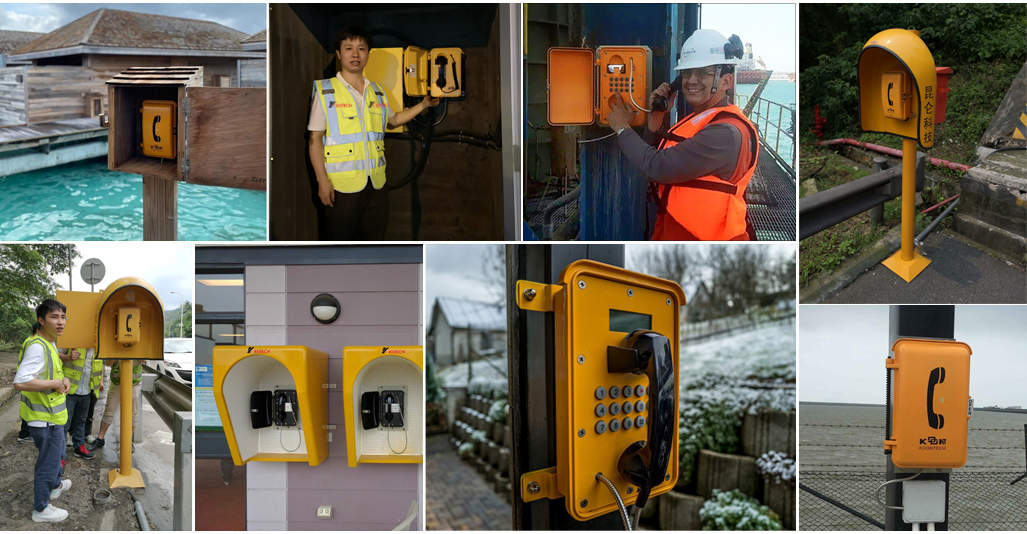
[634,385,646,397]
[623,417,634,430]
[609,386,621,399]
[635,400,646,412]
[635,416,646,428]
[622,386,633,398]
[595,420,607,434]
[595,403,607,417]
[609,418,621,432]
[595,386,607,400]
[609,402,621,416]
[622,401,633,414]
[590,381,648,437]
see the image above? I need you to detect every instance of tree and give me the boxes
[164,300,193,338]
[0,245,80,349]
[481,244,506,306]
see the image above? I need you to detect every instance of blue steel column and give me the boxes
[580,3,698,240]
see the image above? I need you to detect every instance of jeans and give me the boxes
[64,394,91,448]
[85,391,98,437]
[28,424,64,512]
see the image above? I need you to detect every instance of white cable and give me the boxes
[627,58,652,113]
[595,473,632,531]
[577,131,618,144]
[927,522,935,531]
[913,523,919,531]
[875,469,923,510]
[280,425,302,453]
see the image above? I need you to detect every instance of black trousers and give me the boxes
[323,185,389,241]
[85,390,99,437]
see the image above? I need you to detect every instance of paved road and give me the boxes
[426,434,511,530]
[828,230,1027,304]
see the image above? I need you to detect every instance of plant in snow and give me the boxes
[470,429,487,443]
[756,451,795,486]
[457,441,474,459]
[487,398,509,424]
[699,489,782,531]
[468,377,509,400]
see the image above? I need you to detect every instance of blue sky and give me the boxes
[0,3,265,35]
[702,3,795,73]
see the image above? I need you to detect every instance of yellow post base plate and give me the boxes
[109,467,145,488]
[882,250,931,282]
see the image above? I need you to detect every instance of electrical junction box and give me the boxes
[516,260,684,522]
[548,46,651,127]
[428,47,464,98]
[902,480,947,524]
[57,277,164,360]
[858,28,937,148]
[213,345,329,466]
[885,338,972,469]
[140,100,177,158]
[343,346,424,467]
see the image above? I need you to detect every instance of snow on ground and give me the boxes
[437,358,508,389]
[680,319,796,387]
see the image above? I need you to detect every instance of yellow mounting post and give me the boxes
[109,359,144,488]
[858,29,937,283]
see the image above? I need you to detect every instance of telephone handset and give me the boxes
[434,55,458,95]
[651,74,682,113]
[250,390,273,429]
[152,115,162,143]
[381,390,405,428]
[608,329,675,510]
[926,366,945,430]
[361,391,380,429]
[273,389,299,427]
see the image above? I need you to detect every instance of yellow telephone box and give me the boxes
[212,346,330,466]
[885,339,972,469]
[140,100,177,158]
[517,260,684,521]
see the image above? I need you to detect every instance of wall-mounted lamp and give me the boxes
[310,293,340,324]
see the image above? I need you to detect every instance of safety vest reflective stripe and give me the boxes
[18,334,68,425]
[63,349,102,395]
[314,76,388,193]
[652,104,759,241]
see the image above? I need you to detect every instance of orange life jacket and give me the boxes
[652,104,759,241]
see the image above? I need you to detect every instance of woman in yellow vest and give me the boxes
[13,299,72,523]
[60,347,102,460]
[307,25,440,240]
[607,29,760,240]
[89,359,142,453]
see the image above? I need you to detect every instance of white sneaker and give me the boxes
[32,503,68,522]
[50,479,72,500]
[86,434,96,444]
[66,435,72,447]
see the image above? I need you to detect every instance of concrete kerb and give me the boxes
[800,225,903,303]
[0,386,17,407]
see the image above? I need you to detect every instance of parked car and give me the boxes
[155,337,194,386]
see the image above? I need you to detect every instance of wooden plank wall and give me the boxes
[85,55,242,87]
[240,59,267,88]
[25,66,109,125]
[0,66,26,126]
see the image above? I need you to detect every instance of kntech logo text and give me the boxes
[919,436,947,450]
[247,347,272,354]
[381,347,406,355]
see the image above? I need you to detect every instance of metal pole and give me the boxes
[900,139,916,261]
[885,305,953,531]
[509,244,625,530]
[173,411,193,531]
[170,291,184,338]
[120,360,134,476]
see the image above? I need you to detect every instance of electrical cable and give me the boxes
[875,469,923,510]
[630,504,643,530]
[627,57,652,113]
[412,99,448,127]
[596,473,632,531]
[280,421,303,453]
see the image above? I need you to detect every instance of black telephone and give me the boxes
[273,389,299,427]
[250,390,272,429]
[361,391,380,430]
[381,390,405,428]
[927,367,946,430]
[608,329,675,511]
[651,74,682,113]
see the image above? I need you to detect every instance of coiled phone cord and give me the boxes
[596,472,632,531]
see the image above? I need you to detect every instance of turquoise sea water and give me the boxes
[737,81,796,167]
[0,158,266,241]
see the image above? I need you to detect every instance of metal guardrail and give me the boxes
[140,368,192,430]
[739,94,796,178]
[139,368,192,531]
[799,155,925,240]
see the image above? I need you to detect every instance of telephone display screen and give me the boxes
[609,309,652,333]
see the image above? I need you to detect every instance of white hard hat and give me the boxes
[674,29,744,71]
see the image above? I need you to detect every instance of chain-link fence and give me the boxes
[800,469,1027,530]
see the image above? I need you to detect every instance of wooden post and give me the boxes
[142,175,177,240]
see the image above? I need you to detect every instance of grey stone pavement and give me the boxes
[426,434,512,530]
[828,229,1027,304]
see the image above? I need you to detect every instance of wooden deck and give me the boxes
[0,117,106,153]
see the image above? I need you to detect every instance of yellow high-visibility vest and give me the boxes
[17,334,68,425]
[62,348,103,395]
[313,77,389,193]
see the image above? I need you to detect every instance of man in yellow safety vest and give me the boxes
[13,299,73,523]
[60,346,102,460]
[308,25,440,240]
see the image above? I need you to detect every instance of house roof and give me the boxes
[0,30,44,55]
[11,8,254,57]
[241,29,266,44]
[681,280,707,303]
[432,296,506,333]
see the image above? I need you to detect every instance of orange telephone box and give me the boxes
[885,338,972,469]
[548,46,651,127]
